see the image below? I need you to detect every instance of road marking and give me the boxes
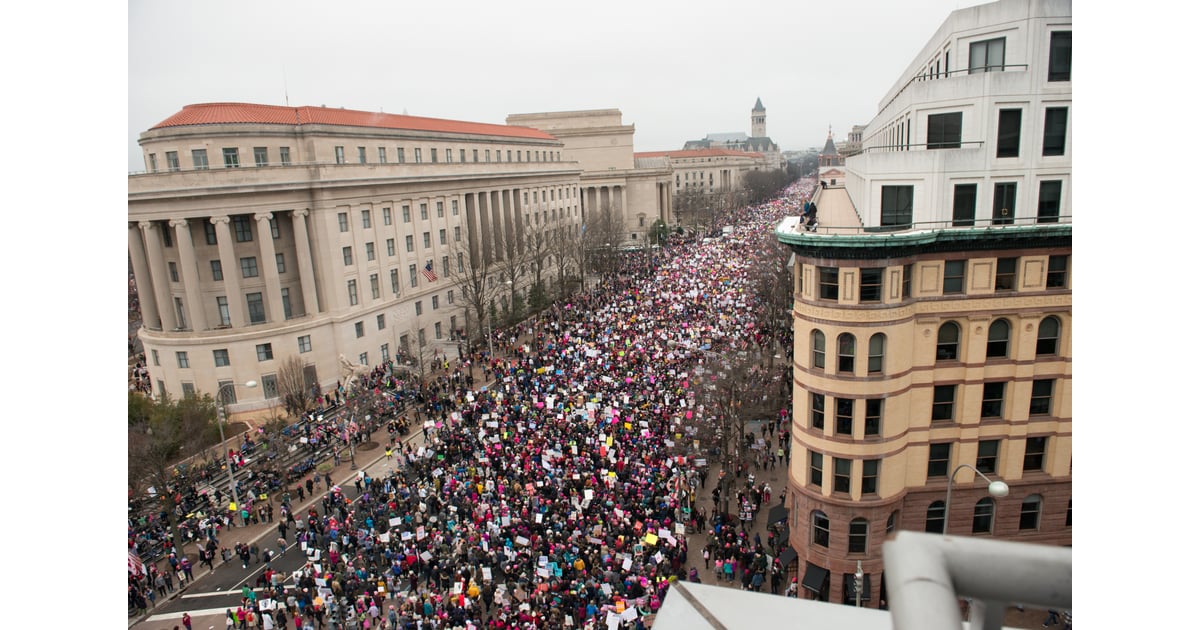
[145,606,232,621]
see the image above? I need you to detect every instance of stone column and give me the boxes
[170,218,208,330]
[490,190,504,261]
[210,216,246,327]
[477,191,493,264]
[511,188,524,256]
[140,221,179,330]
[255,212,285,321]
[128,222,162,330]
[291,209,319,317]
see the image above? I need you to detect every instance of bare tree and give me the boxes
[445,237,501,347]
[582,203,626,278]
[493,218,529,325]
[522,218,554,311]
[276,355,314,418]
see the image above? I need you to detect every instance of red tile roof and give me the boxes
[150,102,559,141]
[634,148,764,159]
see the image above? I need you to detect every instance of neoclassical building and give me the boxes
[775,0,1071,606]
[129,103,585,407]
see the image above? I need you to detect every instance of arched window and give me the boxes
[838,333,856,373]
[1019,495,1042,530]
[849,518,869,553]
[925,501,945,533]
[812,330,826,369]
[986,319,1010,358]
[936,322,960,360]
[972,498,996,534]
[812,511,830,547]
[1037,316,1061,355]
[886,510,900,534]
[868,333,886,373]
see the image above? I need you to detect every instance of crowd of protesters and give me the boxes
[133,179,818,628]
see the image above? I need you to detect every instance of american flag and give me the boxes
[421,260,438,282]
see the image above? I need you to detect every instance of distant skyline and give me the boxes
[129,0,986,171]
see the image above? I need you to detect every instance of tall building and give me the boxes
[129,103,584,407]
[774,0,1071,607]
[683,97,785,169]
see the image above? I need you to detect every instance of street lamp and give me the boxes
[855,560,864,607]
[216,380,257,512]
[943,463,1009,535]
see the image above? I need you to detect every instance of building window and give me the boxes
[437,201,444,218]
[256,343,273,361]
[176,351,190,368]
[451,200,459,216]
[994,258,1017,291]
[1046,256,1069,289]
[943,260,965,294]
[216,296,231,326]
[259,374,278,399]
[359,352,369,365]
[952,184,976,227]
[976,439,999,474]
[168,261,179,282]
[1037,316,1062,355]
[886,511,898,534]
[972,498,996,534]
[414,148,422,163]
[165,151,179,171]
[383,207,392,225]
[992,182,1017,225]
[355,321,364,338]
[927,112,962,149]
[439,229,446,245]
[837,333,855,373]
[276,253,286,273]
[981,382,1005,419]
[1030,379,1054,416]
[812,510,830,547]
[370,274,380,299]
[298,335,311,353]
[1043,107,1068,156]
[402,205,411,223]
[928,443,951,478]
[1023,436,1047,472]
[365,242,375,261]
[406,235,414,252]
[431,295,439,310]
[233,216,253,242]
[925,501,946,533]
[862,459,880,494]
[362,209,371,229]
[833,457,851,493]
[390,269,399,295]
[932,385,956,422]
[1019,495,1042,530]
[420,203,428,220]
[203,222,217,245]
[240,257,259,278]
[969,37,1005,73]
[818,267,839,300]
[1066,499,1072,527]
[809,392,825,430]
[835,398,853,436]
[372,313,384,331]
[222,147,240,168]
[880,186,913,228]
[996,109,1022,158]
[442,256,449,277]
[936,322,960,360]
[435,322,443,339]
[414,301,423,316]
[806,328,825,369]
[250,147,268,167]
[1037,180,1063,223]
[447,290,454,304]
[902,263,912,299]
[423,232,431,249]
[809,451,823,486]
[864,399,882,436]
[397,148,405,163]
[343,247,353,266]
[247,292,265,323]
[860,268,883,302]
[279,147,291,165]
[385,240,395,259]
[335,146,345,164]
[337,212,348,232]
[152,350,159,366]
[987,319,1010,358]
[848,518,869,553]
[430,147,438,163]
[460,149,466,162]
[867,333,885,373]
[409,264,418,288]
[347,280,358,306]
[191,149,209,170]
[1048,31,1071,81]
[213,349,230,367]
[280,288,292,319]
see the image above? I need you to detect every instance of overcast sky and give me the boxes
[128,0,987,172]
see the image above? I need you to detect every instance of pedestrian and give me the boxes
[183,612,192,630]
